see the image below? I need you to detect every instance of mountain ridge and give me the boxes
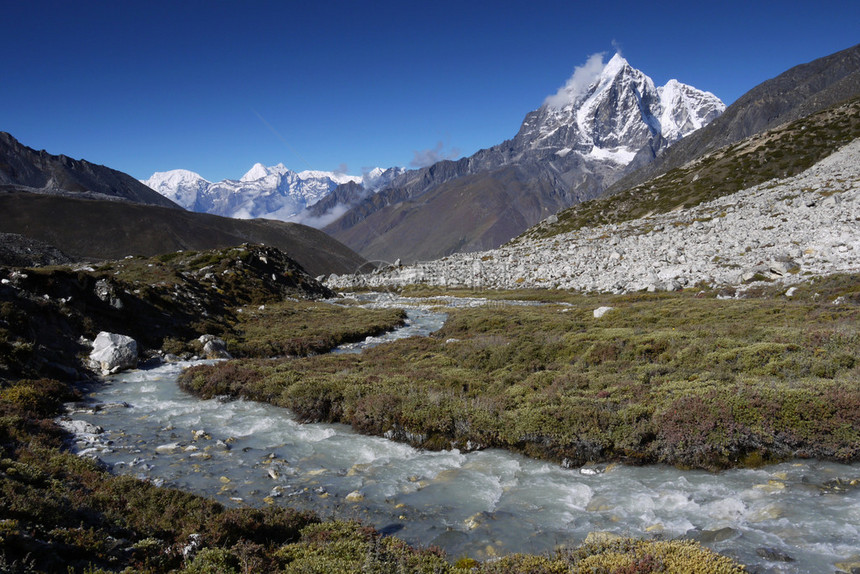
[326,123,860,293]
[0,132,181,209]
[323,54,724,262]
[0,189,365,277]
[142,164,405,223]
[607,43,860,194]
[0,133,369,276]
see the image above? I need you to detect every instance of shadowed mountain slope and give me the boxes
[334,166,568,263]
[0,190,365,277]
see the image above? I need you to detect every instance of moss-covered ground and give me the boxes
[182,274,860,471]
[226,299,406,358]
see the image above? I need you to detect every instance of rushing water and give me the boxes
[62,295,860,573]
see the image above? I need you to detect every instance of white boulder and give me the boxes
[593,306,614,318]
[198,335,232,359]
[89,331,138,375]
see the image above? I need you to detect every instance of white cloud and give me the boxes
[410,141,461,168]
[544,52,607,109]
[289,202,352,229]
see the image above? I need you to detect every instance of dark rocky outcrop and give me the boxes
[0,233,75,267]
[0,244,333,382]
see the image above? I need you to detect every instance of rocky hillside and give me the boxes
[526,96,860,239]
[326,135,860,293]
[0,244,333,382]
[608,43,860,194]
[0,132,179,209]
[0,233,75,267]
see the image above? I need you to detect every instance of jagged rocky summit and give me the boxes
[516,53,725,170]
[326,138,860,294]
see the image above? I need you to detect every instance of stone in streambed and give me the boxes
[89,331,138,374]
[345,490,365,502]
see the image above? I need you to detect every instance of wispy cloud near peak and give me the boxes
[544,52,607,109]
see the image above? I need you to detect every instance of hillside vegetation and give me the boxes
[522,97,860,241]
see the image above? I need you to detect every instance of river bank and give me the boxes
[3,249,857,571]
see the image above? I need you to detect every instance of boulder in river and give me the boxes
[198,335,232,359]
[89,331,138,375]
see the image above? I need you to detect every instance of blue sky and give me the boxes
[2,1,858,182]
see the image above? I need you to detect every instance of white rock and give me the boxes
[593,306,614,318]
[198,335,231,359]
[89,332,138,375]
[345,490,365,502]
[56,418,103,435]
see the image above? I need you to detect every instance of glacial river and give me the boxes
[62,295,860,573]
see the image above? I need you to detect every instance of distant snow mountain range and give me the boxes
[141,164,404,223]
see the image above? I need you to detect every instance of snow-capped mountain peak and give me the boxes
[657,79,725,143]
[145,169,210,189]
[600,52,630,81]
[518,53,724,166]
[297,170,361,186]
[240,162,270,182]
[240,162,293,182]
[142,169,211,207]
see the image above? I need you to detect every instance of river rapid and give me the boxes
[62,294,860,573]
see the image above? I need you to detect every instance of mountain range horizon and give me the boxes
[2,43,858,272]
[141,52,726,262]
